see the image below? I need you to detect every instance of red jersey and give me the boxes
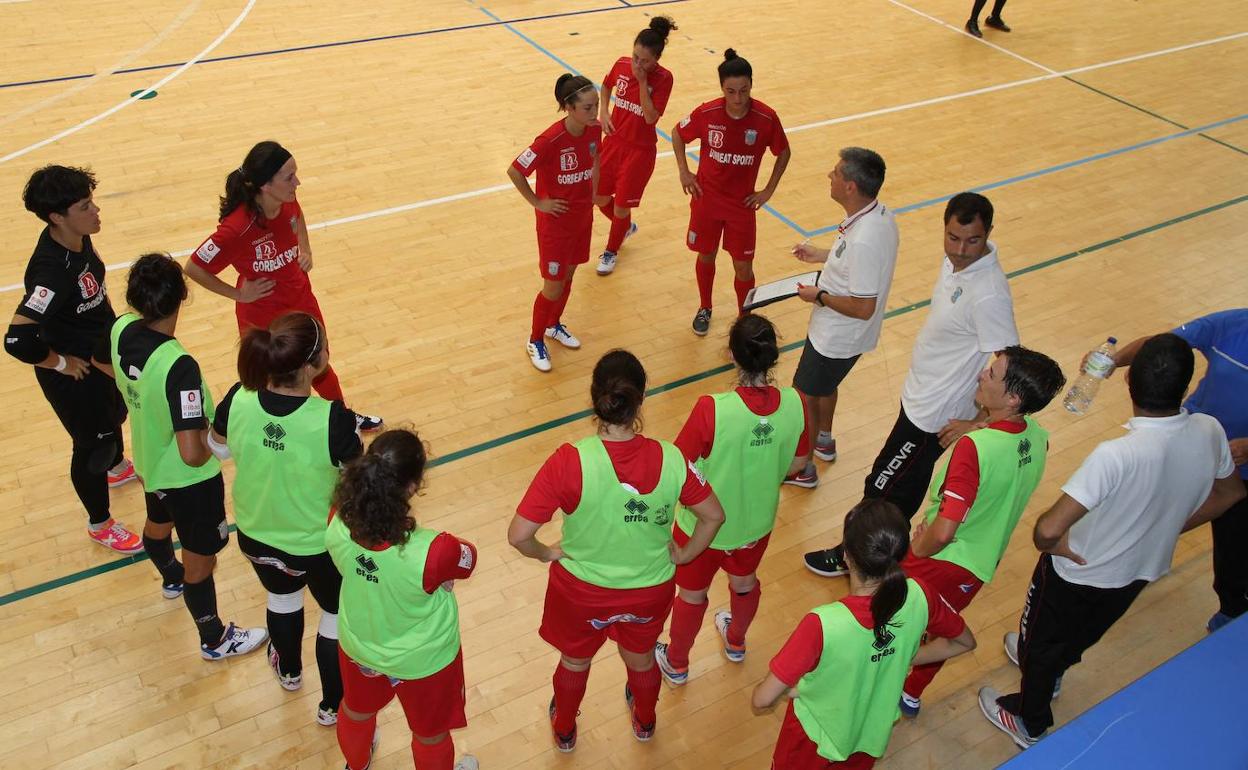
[768,580,966,687]
[675,97,788,214]
[602,57,673,148]
[512,119,602,232]
[517,434,712,522]
[328,510,477,594]
[674,386,812,461]
[191,200,311,323]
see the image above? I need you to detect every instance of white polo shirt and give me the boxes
[900,243,1019,434]
[807,201,900,359]
[1056,411,1235,589]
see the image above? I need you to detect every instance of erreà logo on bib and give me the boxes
[263,421,286,451]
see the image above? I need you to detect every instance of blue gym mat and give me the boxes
[1000,614,1248,768]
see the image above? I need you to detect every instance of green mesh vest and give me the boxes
[227,388,337,556]
[923,417,1049,582]
[794,579,929,761]
[109,313,219,491]
[675,388,803,549]
[326,517,461,680]
[560,436,686,589]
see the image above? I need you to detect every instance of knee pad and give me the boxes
[83,436,120,474]
[318,612,339,640]
[267,589,305,614]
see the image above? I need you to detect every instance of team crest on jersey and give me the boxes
[589,141,598,157]
[951,286,964,304]
[687,230,697,245]
[835,240,847,259]
[290,215,299,234]
[255,240,278,260]
[744,129,758,146]
[77,269,100,299]
[547,261,560,277]
[559,148,579,171]
[614,76,629,96]
[708,129,725,149]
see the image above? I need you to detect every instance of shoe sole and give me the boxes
[654,647,688,686]
[692,327,709,337]
[89,537,143,555]
[545,335,581,350]
[978,696,1034,750]
[813,449,837,462]
[804,562,849,578]
[782,477,817,489]
[316,712,337,727]
[107,475,137,488]
[161,587,183,600]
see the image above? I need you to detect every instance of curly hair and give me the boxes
[333,429,428,548]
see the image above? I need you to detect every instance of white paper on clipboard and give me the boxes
[742,271,821,311]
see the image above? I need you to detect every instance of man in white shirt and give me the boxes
[979,334,1245,748]
[804,192,1019,577]
[785,147,899,488]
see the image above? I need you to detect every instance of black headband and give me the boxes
[244,145,292,187]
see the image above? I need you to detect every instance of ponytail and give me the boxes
[728,313,779,382]
[842,499,911,647]
[218,140,292,220]
[333,429,428,548]
[237,312,322,391]
[635,15,676,57]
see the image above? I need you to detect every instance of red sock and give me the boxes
[411,734,455,770]
[626,664,662,726]
[531,292,554,342]
[548,278,573,328]
[727,582,762,647]
[606,210,632,253]
[598,202,615,221]
[733,277,755,315]
[312,364,345,402]
[665,596,708,669]
[336,712,377,770]
[695,260,716,309]
[551,663,590,735]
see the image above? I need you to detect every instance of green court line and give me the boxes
[3,193,1246,608]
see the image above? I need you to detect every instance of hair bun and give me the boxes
[723,48,738,60]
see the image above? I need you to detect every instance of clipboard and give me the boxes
[742,271,821,311]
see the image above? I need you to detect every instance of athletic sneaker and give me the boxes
[814,437,838,462]
[316,704,338,726]
[267,642,303,691]
[201,623,268,661]
[454,758,480,770]
[596,251,617,275]
[624,221,639,242]
[654,642,688,686]
[783,463,818,489]
[355,414,384,432]
[899,692,921,718]
[548,696,577,752]
[978,685,1040,749]
[624,684,655,741]
[527,339,552,372]
[545,323,582,349]
[161,581,184,600]
[804,545,850,578]
[1003,632,1061,698]
[107,459,137,488]
[692,308,712,336]
[714,610,746,662]
[86,519,144,554]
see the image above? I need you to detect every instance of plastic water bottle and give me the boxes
[1063,337,1117,414]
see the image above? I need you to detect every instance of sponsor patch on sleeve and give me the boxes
[457,543,475,570]
[516,148,538,169]
[679,116,691,128]
[180,389,203,419]
[23,285,54,314]
[195,239,220,263]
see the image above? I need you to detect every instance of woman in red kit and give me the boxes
[185,140,381,430]
[507,349,725,750]
[507,74,601,373]
[592,15,677,276]
[672,49,791,337]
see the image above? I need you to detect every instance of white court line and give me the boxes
[0,0,256,164]
[0,29,1242,294]
[884,0,1060,74]
[0,0,202,130]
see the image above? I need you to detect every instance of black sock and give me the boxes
[990,0,1007,18]
[316,633,343,711]
[71,444,111,526]
[970,0,989,21]
[267,609,304,675]
[183,575,226,646]
[142,534,184,585]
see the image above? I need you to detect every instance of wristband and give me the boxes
[814,289,828,307]
[54,354,67,372]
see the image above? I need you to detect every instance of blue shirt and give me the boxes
[1173,309,1248,478]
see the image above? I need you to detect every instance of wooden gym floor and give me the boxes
[0,0,1244,767]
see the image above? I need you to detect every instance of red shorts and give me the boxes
[900,551,983,613]
[339,646,468,736]
[235,290,326,335]
[539,561,675,658]
[686,197,757,260]
[673,526,771,592]
[536,208,592,280]
[598,139,657,208]
[772,701,876,770]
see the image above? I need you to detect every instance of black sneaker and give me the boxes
[355,414,384,432]
[804,545,849,577]
[984,15,1011,31]
[692,308,712,336]
[965,18,983,37]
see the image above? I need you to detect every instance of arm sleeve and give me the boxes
[1171,312,1224,354]
[919,580,968,639]
[4,321,51,364]
[14,266,70,323]
[422,532,479,594]
[213,382,243,437]
[972,292,1020,353]
[1061,443,1120,511]
[328,400,364,466]
[769,613,823,687]
[678,459,713,507]
[845,241,887,298]
[511,133,546,178]
[516,444,581,523]
[165,356,208,431]
[190,219,241,275]
[937,437,980,523]
[1214,424,1236,479]
[768,114,790,155]
[673,396,716,462]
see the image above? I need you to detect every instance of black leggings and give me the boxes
[36,366,125,525]
[971,0,1008,22]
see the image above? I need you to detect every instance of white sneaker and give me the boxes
[714,610,746,662]
[454,757,480,770]
[1003,632,1061,698]
[161,581,184,600]
[596,251,617,275]
[316,704,337,726]
[201,623,268,660]
[545,323,581,349]
[527,339,552,372]
[268,642,302,690]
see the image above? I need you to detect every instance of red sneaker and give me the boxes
[87,519,144,554]
[107,459,137,488]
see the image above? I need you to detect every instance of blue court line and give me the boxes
[0,0,689,91]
